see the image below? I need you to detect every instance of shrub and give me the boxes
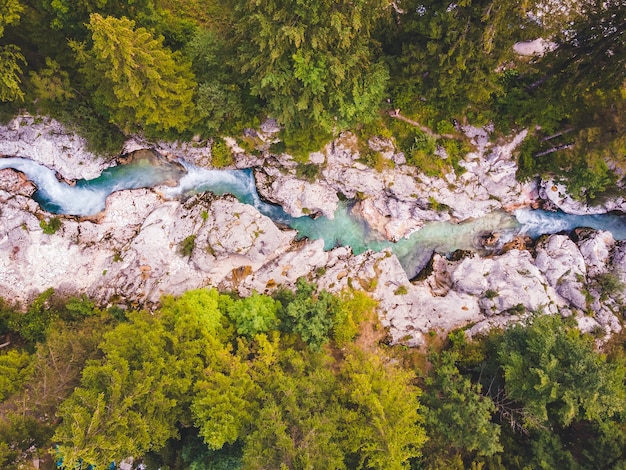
[394,286,408,295]
[179,235,196,257]
[295,163,319,182]
[40,217,62,235]
[211,138,234,168]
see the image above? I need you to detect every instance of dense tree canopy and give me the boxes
[0,0,25,102]
[71,13,196,134]
[233,0,390,132]
[47,285,426,469]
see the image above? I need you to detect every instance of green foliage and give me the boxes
[50,285,423,469]
[421,350,502,468]
[39,216,62,234]
[53,291,228,469]
[211,138,234,168]
[27,57,74,106]
[239,337,348,469]
[393,0,537,121]
[497,314,626,428]
[338,348,426,469]
[74,13,196,134]
[0,306,117,469]
[179,234,196,257]
[0,0,23,37]
[333,290,377,346]
[185,28,254,135]
[595,272,625,301]
[281,126,333,162]
[484,289,499,300]
[14,290,98,342]
[295,162,320,182]
[276,278,339,350]
[0,0,25,103]
[0,414,54,470]
[6,288,55,346]
[222,292,279,337]
[394,285,408,295]
[234,0,389,132]
[359,149,393,172]
[46,98,127,155]
[0,349,33,402]
[400,129,443,176]
[35,0,157,35]
[0,45,25,102]
[191,348,256,451]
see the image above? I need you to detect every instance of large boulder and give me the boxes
[0,115,113,180]
[452,250,563,315]
[534,234,588,310]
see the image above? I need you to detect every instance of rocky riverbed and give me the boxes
[1,115,624,346]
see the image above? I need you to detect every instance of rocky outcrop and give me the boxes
[0,169,297,306]
[1,116,625,348]
[255,128,538,242]
[255,169,339,219]
[534,235,587,310]
[0,115,113,180]
[538,179,626,215]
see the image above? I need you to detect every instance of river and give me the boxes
[2,154,626,278]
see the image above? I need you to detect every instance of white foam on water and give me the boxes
[1,157,107,215]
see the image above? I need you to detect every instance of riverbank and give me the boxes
[1,116,625,346]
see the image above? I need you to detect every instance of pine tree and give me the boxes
[72,13,196,134]
[234,0,390,132]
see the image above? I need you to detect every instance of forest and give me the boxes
[2,282,626,469]
[1,0,626,469]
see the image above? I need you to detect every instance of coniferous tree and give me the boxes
[0,0,25,102]
[233,0,390,132]
[71,13,196,134]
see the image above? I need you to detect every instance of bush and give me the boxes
[333,290,377,346]
[281,126,333,163]
[295,163,319,182]
[211,138,234,168]
[179,235,196,257]
[40,217,62,235]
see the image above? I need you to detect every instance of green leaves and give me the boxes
[53,291,232,468]
[76,13,196,134]
[394,0,536,121]
[339,349,426,469]
[277,278,338,350]
[497,315,626,428]
[0,0,22,37]
[422,350,502,464]
[0,349,33,402]
[234,0,389,132]
[51,286,424,469]
[0,45,25,102]
[223,292,279,337]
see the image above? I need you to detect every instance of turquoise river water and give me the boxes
[2,155,626,278]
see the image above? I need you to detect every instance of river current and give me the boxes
[2,155,626,278]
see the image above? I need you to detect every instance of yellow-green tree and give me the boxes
[0,0,25,102]
[72,13,196,134]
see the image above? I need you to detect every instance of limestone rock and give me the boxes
[575,229,615,277]
[539,179,626,215]
[452,250,563,315]
[534,235,587,310]
[260,176,339,219]
[0,115,113,180]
